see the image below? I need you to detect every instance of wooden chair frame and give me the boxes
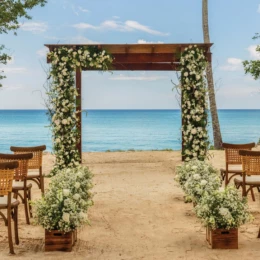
[10,145,46,194]
[0,153,33,225]
[221,142,255,186]
[0,161,19,254]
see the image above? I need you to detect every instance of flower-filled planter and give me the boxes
[195,186,252,249]
[32,166,93,252]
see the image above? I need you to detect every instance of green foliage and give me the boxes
[0,0,46,34]
[195,186,253,230]
[180,45,209,161]
[243,44,260,80]
[0,0,46,87]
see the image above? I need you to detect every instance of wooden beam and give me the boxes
[112,53,179,63]
[83,63,181,71]
[75,67,82,163]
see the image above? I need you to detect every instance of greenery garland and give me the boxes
[180,45,209,161]
[47,46,113,175]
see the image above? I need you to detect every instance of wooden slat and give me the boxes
[83,63,180,71]
[113,53,179,63]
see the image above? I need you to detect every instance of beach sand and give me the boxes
[1,150,260,259]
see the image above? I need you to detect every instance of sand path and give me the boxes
[0,151,260,259]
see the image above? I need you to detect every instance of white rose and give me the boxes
[200,180,207,186]
[73,193,80,200]
[196,75,201,80]
[191,129,197,135]
[62,119,67,125]
[193,174,200,180]
[63,189,70,196]
[62,212,70,222]
[184,72,188,77]
[75,182,80,189]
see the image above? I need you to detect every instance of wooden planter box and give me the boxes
[45,229,77,252]
[206,226,238,249]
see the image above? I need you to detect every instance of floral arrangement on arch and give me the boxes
[32,166,94,232]
[175,159,220,202]
[195,186,253,230]
[180,45,209,161]
[47,46,113,176]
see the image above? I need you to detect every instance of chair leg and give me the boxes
[7,199,14,254]
[225,172,228,186]
[258,227,260,238]
[13,206,19,245]
[24,189,30,225]
[28,188,33,218]
[40,167,44,195]
[250,187,256,201]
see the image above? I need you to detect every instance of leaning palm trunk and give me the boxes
[202,0,222,149]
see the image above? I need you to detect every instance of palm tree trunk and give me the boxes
[202,0,222,149]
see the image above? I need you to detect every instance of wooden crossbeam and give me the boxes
[83,63,180,71]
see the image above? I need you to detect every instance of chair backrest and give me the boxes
[0,161,18,196]
[222,142,255,165]
[10,145,46,169]
[0,153,33,181]
[239,150,260,175]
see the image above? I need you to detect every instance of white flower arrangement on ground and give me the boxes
[175,159,220,202]
[180,45,209,161]
[32,166,94,232]
[195,186,253,230]
[47,46,113,176]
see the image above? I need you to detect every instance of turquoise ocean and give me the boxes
[0,110,259,153]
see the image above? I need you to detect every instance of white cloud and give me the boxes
[36,47,49,57]
[1,67,27,73]
[247,45,260,59]
[67,36,99,44]
[137,39,164,44]
[109,74,169,81]
[73,20,169,36]
[1,84,23,91]
[220,58,243,71]
[78,6,89,13]
[20,22,48,33]
[257,4,260,13]
[113,16,120,19]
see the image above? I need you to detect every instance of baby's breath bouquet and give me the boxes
[184,162,221,203]
[175,159,220,202]
[32,166,94,232]
[195,186,253,230]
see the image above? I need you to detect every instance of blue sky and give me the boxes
[0,0,260,109]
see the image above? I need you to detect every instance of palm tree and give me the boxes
[202,0,222,149]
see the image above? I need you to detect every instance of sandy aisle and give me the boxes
[0,150,260,259]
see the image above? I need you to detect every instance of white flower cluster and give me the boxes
[47,46,113,175]
[195,186,253,230]
[175,159,220,202]
[180,45,209,161]
[32,166,94,232]
[175,159,252,230]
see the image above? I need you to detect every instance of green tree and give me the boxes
[243,45,260,79]
[0,0,47,87]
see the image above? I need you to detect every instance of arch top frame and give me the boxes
[45,43,213,162]
[45,43,213,71]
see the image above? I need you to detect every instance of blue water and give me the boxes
[0,110,259,153]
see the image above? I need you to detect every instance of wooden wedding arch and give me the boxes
[45,43,213,161]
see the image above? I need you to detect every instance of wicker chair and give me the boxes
[234,150,260,202]
[0,153,33,224]
[10,145,46,194]
[0,161,20,254]
[220,142,255,186]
